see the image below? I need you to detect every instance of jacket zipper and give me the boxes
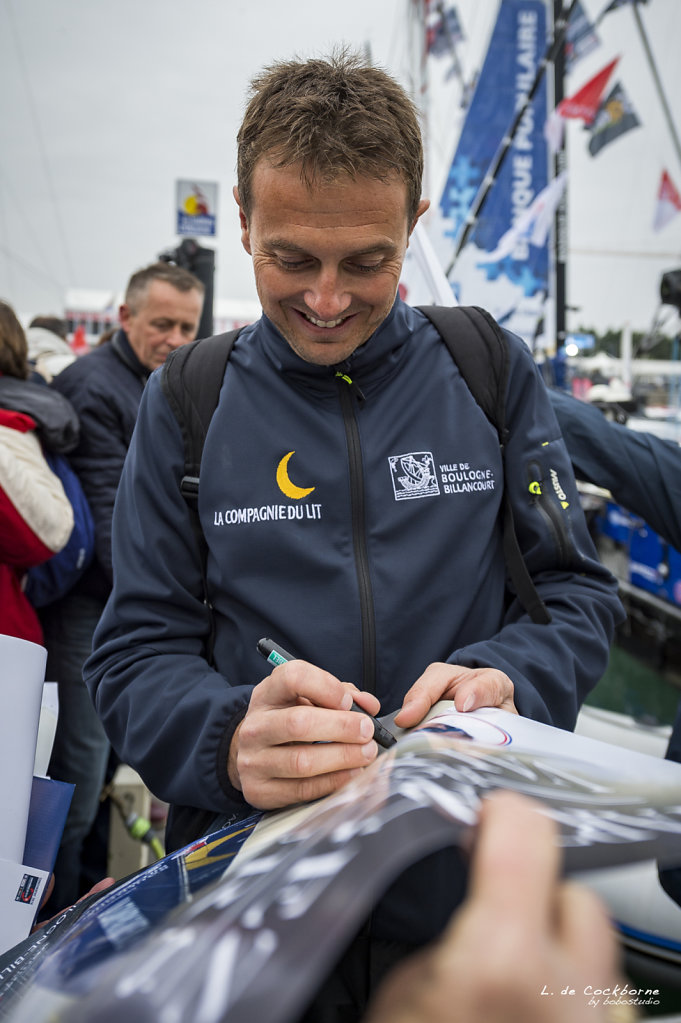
[336,373,376,694]
[526,459,571,567]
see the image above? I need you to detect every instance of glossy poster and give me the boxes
[5,705,681,1023]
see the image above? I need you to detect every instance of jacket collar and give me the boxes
[111,329,151,383]
[257,298,422,397]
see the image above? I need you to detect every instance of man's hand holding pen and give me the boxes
[228,643,518,811]
[227,660,381,809]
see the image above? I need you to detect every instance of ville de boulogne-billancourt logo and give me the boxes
[388,451,440,501]
[388,451,497,501]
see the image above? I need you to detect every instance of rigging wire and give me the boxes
[0,191,15,299]
[629,1,681,180]
[0,168,66,294]
[635,303,681,357]
[5,0,76,285]
[0,242,66,296]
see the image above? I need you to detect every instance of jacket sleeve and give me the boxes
[550,386,681,552]
[0,418,74,565]
[449,333,625,730]
[83,372,252,812]
[51,366,130,584]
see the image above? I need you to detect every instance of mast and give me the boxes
[553,0,567,350]
[409,0,431,200]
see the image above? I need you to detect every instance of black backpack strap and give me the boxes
[417,305,551,626]
[161,330,242,503]
[161,330,243,662]
[418,305,510,434]
[160,332,243,850]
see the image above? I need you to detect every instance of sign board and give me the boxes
[176,179,218,237]
[565,332,596,354]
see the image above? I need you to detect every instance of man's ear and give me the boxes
[118,303,131,331]
[233,185,252,255]
[408,198,431,238]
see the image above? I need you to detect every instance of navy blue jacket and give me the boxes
[550,387,681,551]
[549,389,681,908]
[51,331,150,599]
[86,300,622,823]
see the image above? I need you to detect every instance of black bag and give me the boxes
[25,449,95,607]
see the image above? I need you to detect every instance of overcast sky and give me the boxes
[1,0,680,335]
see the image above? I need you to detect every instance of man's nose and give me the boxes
[166,325,186,348]
[304,269,351,321]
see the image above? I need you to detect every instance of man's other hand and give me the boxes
[394,662,517,730]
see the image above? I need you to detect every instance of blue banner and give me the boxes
[438,0,549,340]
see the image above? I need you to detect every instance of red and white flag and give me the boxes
[545,57,619,152]
[653,170,681,232]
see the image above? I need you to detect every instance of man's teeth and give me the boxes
[304,313,347,328]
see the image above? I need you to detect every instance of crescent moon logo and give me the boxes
[276,451,316,500]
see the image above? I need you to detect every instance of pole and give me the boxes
[159,238,214,339]
[554,0,567,350]
[407,1,430,200]
[419,0,430,202]
[191,244,215,340]
[445,0,578,277]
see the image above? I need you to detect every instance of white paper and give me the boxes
[0,636,47,862]
[390,704,681,785]
[34,682,59,778]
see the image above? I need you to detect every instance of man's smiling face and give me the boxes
[234,161,428,366]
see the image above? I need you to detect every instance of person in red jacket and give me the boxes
[0,301,74,643]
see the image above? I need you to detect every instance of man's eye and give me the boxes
[277,257,310,270]
[350,262,382,274]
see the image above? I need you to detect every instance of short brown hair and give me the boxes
[237,50,424,224]
[0,300,29,379]
[124,261,204,314]
[28,315,68,340]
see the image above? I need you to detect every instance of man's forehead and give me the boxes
[138,280,201,308]
[251,158,409,205]
[246,166,412,244]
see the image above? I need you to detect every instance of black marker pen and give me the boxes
[256,637,397,749]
